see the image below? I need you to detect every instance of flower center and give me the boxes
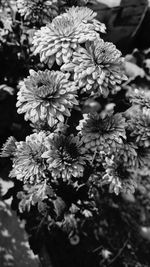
[59,143,79,164]
[54,16,76,37]
[90,117,112,135]
[116,165,128,180]
[31,150,44,165]
[36,80,57,100]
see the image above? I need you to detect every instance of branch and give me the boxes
[108,238,128,266]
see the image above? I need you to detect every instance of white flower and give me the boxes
[62,38,127,96]
[33,7,103,67]
[10,132,47,184]
[17,70,78,127]
[42,133,86,180]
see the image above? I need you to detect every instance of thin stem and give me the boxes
[91,149,97,165]
[108,238,128,266]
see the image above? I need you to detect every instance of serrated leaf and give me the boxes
[17,182,54,213]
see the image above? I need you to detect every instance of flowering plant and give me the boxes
[1,1,150,267]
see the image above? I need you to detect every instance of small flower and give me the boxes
[42,133,86,180]
[1,136,17,157]
[129,89,150,116]
[77,113,126,153]
[17,0,59,24]
[61,38,127,96]
[102,156,136,195]
[128,113,150,147]
[9,132,47,184]
[17,70,78,127]
[33,7,102,68]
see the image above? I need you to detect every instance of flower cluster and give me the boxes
[77,112,126,153]
[17,0,60,24]
[2,4,150,250]
[62,38,127,96]
[17,69,78,127]
[33,6,105,68]
[1,131,87,183]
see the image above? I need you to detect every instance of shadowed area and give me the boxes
[0,179,40,267]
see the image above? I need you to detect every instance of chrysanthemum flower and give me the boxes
[77,113,126,153]
[16,70,78,127]
[17,0,59,23]
[42,133,86,180]
[66,6,106,33]
[61,38,127,96]
[9,132,47,184]
[102,156,136,195]
[1,136,17,157]
[128,113,150,147]
[129,89,150,116]
[33,7,103,68]
[118,141,150,169]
